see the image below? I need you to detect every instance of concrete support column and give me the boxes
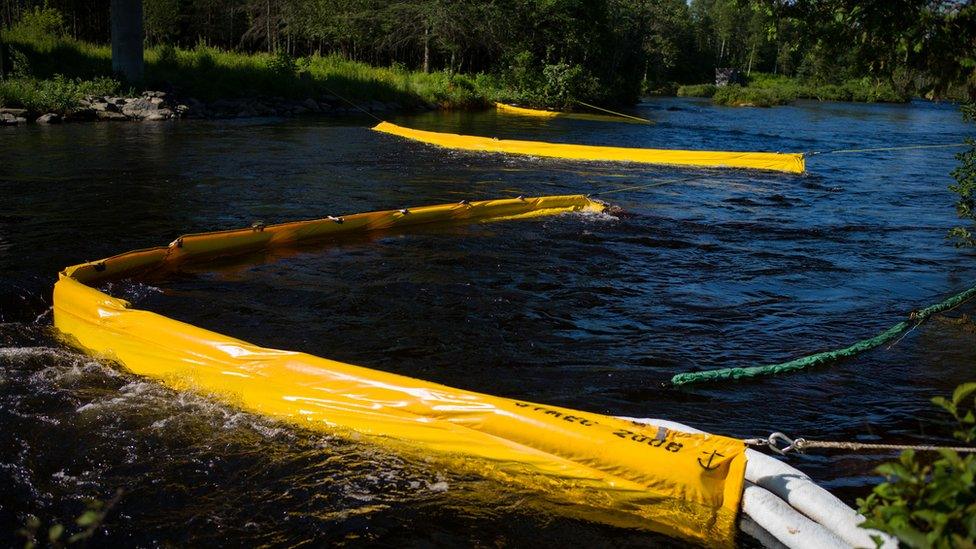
[111,0,144,83]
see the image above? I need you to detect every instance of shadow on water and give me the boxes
[1,97,974,545]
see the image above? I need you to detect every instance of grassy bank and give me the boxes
[1,29,498,115]
[677,73,910,107]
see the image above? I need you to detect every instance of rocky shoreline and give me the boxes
[0,90,427,126]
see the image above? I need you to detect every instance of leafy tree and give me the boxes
[950,104,976,247]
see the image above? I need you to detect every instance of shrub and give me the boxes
[155,43,178,67]
[6,5,65,41]
[676,84,716,98]
[267,49,297,78]
[0,75,119,114]
[541,62,599,109]
[858,382,976,547]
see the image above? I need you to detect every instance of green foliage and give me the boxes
[713,84,794,107]
[16,490,121,548]
[539,62,600,110]
[676,73,908,107]
[0,75,119,114]
[677,84,717,98]
[5,5,66,41]
[949,104,976,247]
[266,49,297,78]
[858,382,976,548]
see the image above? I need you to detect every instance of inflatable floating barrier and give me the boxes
[54,195,889,548]
[495,102,651,124]
[373,122,806,173]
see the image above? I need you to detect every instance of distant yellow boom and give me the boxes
[495,102,651,124]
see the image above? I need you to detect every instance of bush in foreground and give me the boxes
[858,382,976,547]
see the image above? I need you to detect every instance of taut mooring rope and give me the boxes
[575,100,653,124]
[320,84,385,123]
[744,431,976,456]
[670,282,976,386]
[587,175,703,197]
[806,142,968,156]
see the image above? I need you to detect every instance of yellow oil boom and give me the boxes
[53,195,746,544]
[495,102,652,124]
[373,122,805,173]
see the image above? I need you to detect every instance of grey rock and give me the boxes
[121,98,157,118]
[95,109,128,121]
[145,109,173,121]
[35,113,61,124]
[108,97,128,105]
[253,102,275,116]
[0,112,15,125]
[91,101,120,113]
[302,98,320,112]
[13,116,27,124]
[0,107,27,117]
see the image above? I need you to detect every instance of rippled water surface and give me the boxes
[2,98,974,546]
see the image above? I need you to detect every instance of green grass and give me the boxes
[677,73,909,107]
[1,30,499,110]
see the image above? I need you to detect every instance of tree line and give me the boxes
[1,0,974,102]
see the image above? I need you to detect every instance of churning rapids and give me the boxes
[2,97,974,546]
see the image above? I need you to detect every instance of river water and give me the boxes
[1,98,974,546]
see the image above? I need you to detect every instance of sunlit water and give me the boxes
[2,97,974,546]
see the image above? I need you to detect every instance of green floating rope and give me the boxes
[670,283,976,387]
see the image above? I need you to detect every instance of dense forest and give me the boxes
[1,0,974,104]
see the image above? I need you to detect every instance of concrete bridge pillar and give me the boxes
[111,0,144,82]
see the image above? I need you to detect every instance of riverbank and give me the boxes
[0,87,423,126]
[0,31,498,124]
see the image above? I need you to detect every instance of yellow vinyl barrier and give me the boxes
[373,121,806,173]
[53,195,746,544]
[495,102,650,124]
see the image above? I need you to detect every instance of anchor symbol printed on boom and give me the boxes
[698,450,725,470]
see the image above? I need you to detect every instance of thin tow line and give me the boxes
[807,142,968,156]
[587,176,704,197]
[575,100,653,124]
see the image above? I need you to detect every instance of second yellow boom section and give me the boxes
[373,122,805,173]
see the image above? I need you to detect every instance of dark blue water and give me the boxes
[1,97,974,546]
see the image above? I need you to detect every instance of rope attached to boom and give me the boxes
[744,432,976,456]
[669,282,976,387]
[806,142,968,156]
[587,175,703,197]
[575,100,653,124]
